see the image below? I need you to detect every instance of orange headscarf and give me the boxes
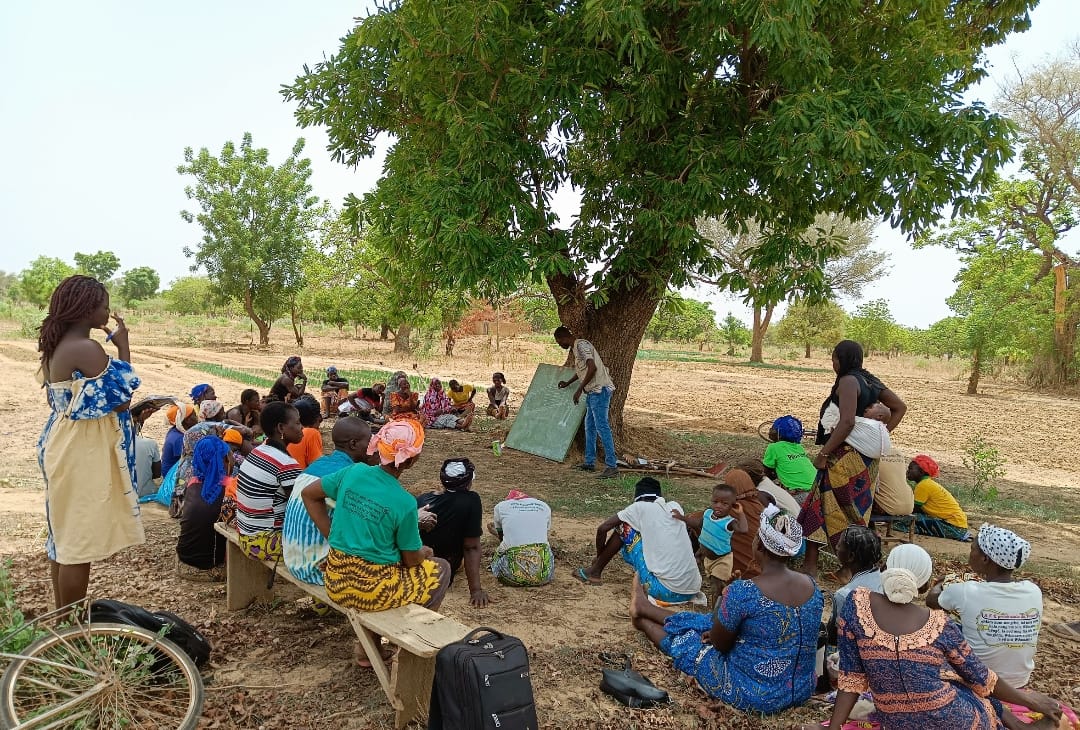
[912,454,940,478]
[367,420,425,466]
[166,403,196,432]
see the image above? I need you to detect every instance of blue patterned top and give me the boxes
[282,450,354,585]
[661,578,823,715]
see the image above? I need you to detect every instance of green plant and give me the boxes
[15,305,45,339]
[961,435,1006,499]
[0,560,46,654]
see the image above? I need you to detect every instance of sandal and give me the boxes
[1044,621,1080,644]
[573,567,602,586]
[355,642,395,669]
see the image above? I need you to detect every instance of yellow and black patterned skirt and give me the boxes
[323,548,440,612]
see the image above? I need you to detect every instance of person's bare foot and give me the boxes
[628,574,649,619]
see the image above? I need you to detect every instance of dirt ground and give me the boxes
[1,326,1079,729]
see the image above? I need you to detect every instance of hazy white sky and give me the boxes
[1,1,1075,328]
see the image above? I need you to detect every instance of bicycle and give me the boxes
[0,603,204,729]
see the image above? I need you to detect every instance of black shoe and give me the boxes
[600,659,669,707]
[574,463,596,472]
[597,467,619,479]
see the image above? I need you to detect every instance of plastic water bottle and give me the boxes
[492,440,502,457]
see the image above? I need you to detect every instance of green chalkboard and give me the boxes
[504,363,588,462]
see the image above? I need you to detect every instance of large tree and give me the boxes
[775,299,847,359]
[73,250,121,282]
[698,214,884,362]
[285,0,1032,433]
[118,266,160,303]
[178,134,323,345]
[18,256,75,307]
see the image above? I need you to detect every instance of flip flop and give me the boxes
[355,643,395,668]
[1045,621,1080,644]
[573,567,602,586]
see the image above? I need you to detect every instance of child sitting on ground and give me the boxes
[905,454,971,541]
[671,483,748,607]
[763,416,817,502]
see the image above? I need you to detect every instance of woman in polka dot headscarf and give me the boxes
[928,524,1079,728]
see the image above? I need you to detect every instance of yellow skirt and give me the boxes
[323,548,439,612]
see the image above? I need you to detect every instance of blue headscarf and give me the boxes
[190,383,211,401]
[192,435,231,505]
[772,415,804,443]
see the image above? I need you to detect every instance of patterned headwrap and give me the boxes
[506,490,529,500]
[912,454,939,478]
[367,419,425,466]
[758,504,803,557]
[166,403,196,432]
[440,458,476,490]
[772,415,804,442]
[199,400,224,421]
[977,523,1030,570]
[190,384,211,401]
[192,435,231,505]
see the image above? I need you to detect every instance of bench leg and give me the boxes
[347,615,399,713]
[391,651,434,730]
[224,538,274,611]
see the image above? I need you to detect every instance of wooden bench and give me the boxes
[213,523,470,728]
[868,514,916,546]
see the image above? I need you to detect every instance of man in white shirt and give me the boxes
[134,435,162,498]
[555,326,618,479]
[573,477,702,604]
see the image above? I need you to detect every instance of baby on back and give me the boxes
[821,402,892,458]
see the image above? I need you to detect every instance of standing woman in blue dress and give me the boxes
[37,275,143,611]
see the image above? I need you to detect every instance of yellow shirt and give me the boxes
[447,384,475,407]
[912,477,967,529]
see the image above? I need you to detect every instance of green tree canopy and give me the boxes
[775,299,848,358]
[719,313,752,356]
[118,267,160,303]
[846,299,896,356]
[284,0,1033,430]
[178,133,323,345]
[19,257,76,307]
[647,293,718,344]
[163,276,215,316]
[73,250,121,282]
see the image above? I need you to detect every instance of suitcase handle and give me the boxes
[462,626,505,644]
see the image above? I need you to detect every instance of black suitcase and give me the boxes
[428,627,538,730]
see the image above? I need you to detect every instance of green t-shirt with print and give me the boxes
[319,463,422,565]
[763,440,817,492]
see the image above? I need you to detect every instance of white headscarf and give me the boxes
[977,524,1030,571]
[758,504,803,557]
[881,544,933,604]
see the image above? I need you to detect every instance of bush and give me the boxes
[14,305,45,339]
[0,560,46,654]
[961,435,1006,499]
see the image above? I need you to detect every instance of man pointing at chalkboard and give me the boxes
[554,326,619,479]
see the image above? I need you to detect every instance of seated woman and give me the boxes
[420,378,473,430]
[268,356,308,403]
[488,490,554,587]
[234,402,304,560]
[415,458,489,607]
[340,382,387,424]
[927,524,1078,728]
[226,389,263,436]
[320,366,350,418]
[906,454,971,541]
[382,370,407,418]
[630,505,823,715]
[301,420,452,668]
[176,435,232,579]
[162,404,198,476]
[805,544,1061,730]
[169,419,229,518]
[190,383,216,407]
[826,526,882,651]
[389,375,422,423]
[486,372,510,419]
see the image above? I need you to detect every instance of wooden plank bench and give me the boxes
[213,523,470,728]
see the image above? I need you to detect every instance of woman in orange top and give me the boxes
[286,397,325,469]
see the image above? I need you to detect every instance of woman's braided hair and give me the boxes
[37,275,107,365]
[839,525,882,572]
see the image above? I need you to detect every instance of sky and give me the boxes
[0,0,1075,329]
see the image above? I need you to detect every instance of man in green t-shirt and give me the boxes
[762,416,817,501]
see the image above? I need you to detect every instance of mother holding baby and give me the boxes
[798,340,906,575]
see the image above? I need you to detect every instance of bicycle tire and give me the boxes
[0,622,204,730]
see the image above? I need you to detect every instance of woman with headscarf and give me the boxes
[301,420,452,667]
[190,383,215,407]
[804,544,1061,730]
[199,399,225,422]
[798,340,907,576]
[176,435,232,578]
[268,356,307,403]
[162,403,197,476]
[382,370,408,417]
[906,454,970,541]
[420,378,470,429]
[489,490,554,587]
[928,525,1079,728]
[630,505,823,715]
[388,374,422,423]
[169,420,230,518]
[415,458,490,607]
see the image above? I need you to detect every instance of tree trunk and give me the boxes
[967,348,981,395]
[242,290,271,346]
[750,305,774,363]
[804,342,812,359]
[380,322,391,340]
[1050,309,1079,386]
[393,324,412,354]
[444,327,455,357]
[547,272,665,441]
[290,302,304,348]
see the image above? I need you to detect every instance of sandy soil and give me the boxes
[1,329,1078,728]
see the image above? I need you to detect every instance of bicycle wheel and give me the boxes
[758,420,775,442]
[0,622,204,729]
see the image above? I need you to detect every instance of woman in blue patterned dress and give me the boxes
[630,504,823,715]
[37,275,143,611]
[803,544,1061,730]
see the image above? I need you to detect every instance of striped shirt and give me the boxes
[235,444,301,536]
[282,450,353,585]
